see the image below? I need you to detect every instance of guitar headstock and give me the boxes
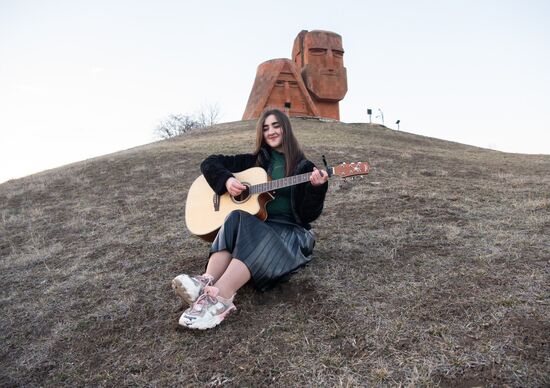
[331,161,371,178]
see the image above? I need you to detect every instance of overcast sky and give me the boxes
[1,0,549,183]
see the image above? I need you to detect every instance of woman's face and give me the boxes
[262,114,283,151]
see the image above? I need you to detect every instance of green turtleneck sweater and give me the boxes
[266,149,294,219]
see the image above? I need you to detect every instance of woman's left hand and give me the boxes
[310,167,329,186]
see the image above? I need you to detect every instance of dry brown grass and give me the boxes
[1,119,549,387]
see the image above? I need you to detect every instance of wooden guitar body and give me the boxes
[185,167,274,242]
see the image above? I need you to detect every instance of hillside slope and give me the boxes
[1,120,549,386]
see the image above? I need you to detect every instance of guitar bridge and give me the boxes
[213,194,220,212]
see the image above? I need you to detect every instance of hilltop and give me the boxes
[1,119,549,386]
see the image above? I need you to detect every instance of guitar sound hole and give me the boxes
[232,184,250,204]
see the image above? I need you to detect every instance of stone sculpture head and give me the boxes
[242,59,319,120]
[292,30,348,102]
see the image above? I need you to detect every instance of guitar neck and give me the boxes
[249,169,332,194]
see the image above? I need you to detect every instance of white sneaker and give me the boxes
[171,274,214,306]
[179,286,236,330]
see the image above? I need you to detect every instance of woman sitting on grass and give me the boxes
[172,108,328,330]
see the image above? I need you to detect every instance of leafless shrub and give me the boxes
[155,103,222,139]
[197,102,221,127]
[154,114,203,139]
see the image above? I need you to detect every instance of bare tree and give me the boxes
[196,102,221,127]
[155,114,202,139]
[155,103,222,139]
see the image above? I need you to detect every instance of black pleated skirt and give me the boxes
[209,210,315,291]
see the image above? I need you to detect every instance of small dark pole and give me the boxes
[367,108,372,123]
[396,119,400,130]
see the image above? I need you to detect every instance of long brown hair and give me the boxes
[254,109,305,176]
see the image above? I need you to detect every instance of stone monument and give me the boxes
[243,30,348,121]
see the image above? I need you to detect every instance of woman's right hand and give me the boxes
[226,177,247,196]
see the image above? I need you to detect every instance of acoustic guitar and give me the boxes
[185,161,371,241]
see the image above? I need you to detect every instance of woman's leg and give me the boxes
[172,250,232,306]
[213,259,251,299]
[179,258,249,329]
[204,250,232,281]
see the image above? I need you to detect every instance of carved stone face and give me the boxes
[293,30,348,102]
[242,58,319,120]
[268,65,310,116]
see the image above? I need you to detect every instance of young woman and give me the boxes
[172,108,329,330]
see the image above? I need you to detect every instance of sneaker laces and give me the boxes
[190,286,219,312]
[195,274,214,287]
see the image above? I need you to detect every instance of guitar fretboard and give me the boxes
[249,170,330,194]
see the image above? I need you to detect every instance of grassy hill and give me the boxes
[1,119,548,386]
